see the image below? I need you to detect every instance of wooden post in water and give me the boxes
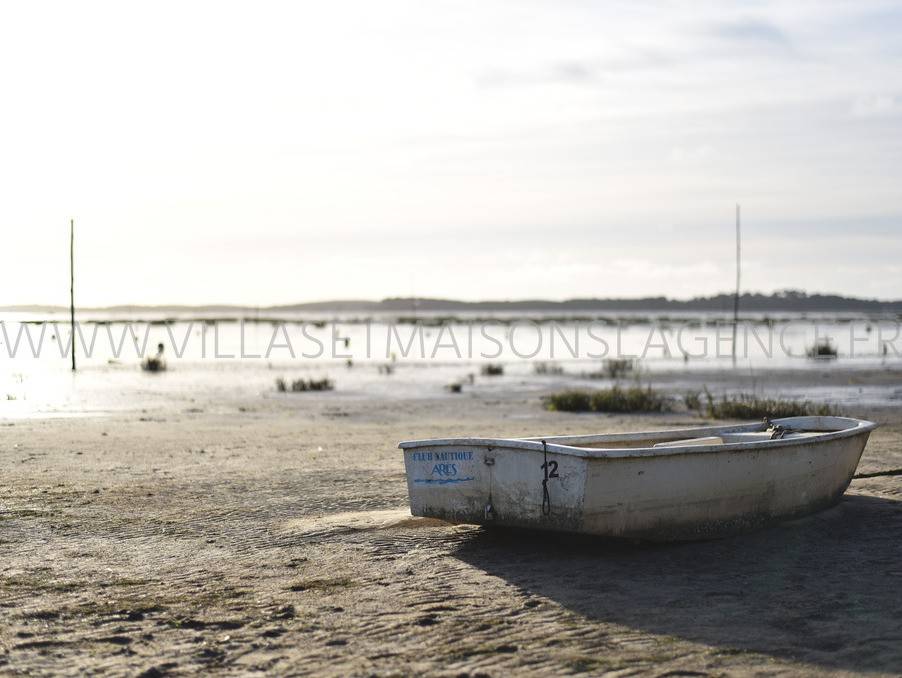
[70,218,76,372]
[731,205,741,367]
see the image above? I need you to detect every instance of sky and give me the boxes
[1,0,901,306]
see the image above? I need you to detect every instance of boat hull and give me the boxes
[401,417,873,541]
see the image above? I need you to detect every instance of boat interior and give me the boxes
[525,417,856,451]
[399,416,873,453]
[555,430,823,450]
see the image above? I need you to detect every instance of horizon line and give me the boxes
[2,289,902,313]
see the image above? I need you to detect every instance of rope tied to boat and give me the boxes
[484,446,495,521]
[541,440,551,517]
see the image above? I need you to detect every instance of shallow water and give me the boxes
[1,315,899,418]
[1,358,900,420]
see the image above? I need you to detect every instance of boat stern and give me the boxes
[400,439,587,531]
[401,444,491,523]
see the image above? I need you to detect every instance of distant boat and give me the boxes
[399,416,876,541]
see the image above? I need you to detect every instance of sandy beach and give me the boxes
[2,371,900,676]
[5,0,902,673]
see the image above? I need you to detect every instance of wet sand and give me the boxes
[1,384,901,676]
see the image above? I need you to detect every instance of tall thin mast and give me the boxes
[731,205,741,367]
[70,218,76,372]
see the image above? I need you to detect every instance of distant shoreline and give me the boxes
[3,291,902,315]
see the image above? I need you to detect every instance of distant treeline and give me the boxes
[333,291,902,314]
[3,290,901,315]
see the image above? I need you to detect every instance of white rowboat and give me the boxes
[399,416,876,540]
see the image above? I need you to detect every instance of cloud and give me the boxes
[550,61,597,83]
[670,145,715,163]
[476,50,671,89]
[476,62,599,88]
[851,94,900,118]
[709,18,791,48]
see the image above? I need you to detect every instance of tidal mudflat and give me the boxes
[1,375,901,676]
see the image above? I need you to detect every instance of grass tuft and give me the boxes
[806,340,838,359]
[683,390,703,412]
[703,390,837,419]
[533,362,564,375]
[602,358,635,379]
[547,385,837,419]
[276,377,334,393]
[480,364,504,377]
[545,385,669,414]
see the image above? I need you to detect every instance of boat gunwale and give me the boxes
[397,416,877,459]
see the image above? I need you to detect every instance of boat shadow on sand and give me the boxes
[450,492,902,673]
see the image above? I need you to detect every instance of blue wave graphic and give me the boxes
[413,477,474,485]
